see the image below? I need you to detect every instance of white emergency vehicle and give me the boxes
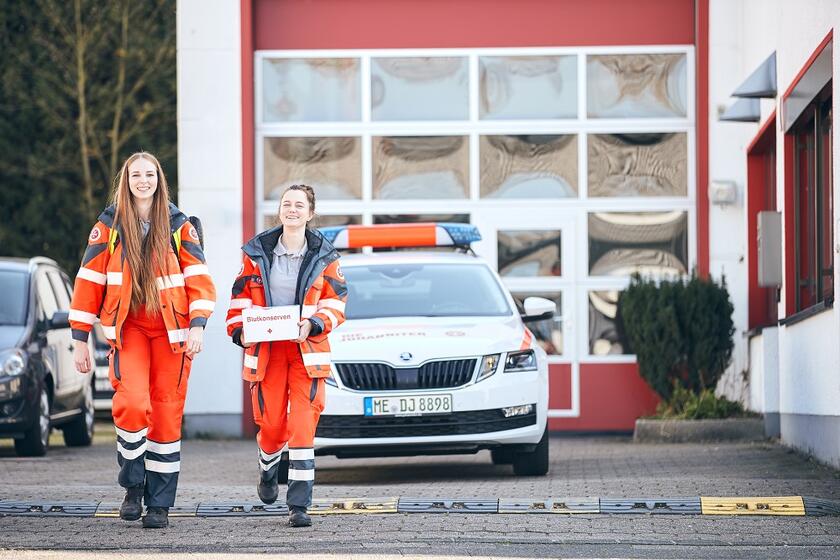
[315,223,554,476]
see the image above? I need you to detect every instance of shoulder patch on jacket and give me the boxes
[88,225,103,243]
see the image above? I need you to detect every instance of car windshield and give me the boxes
[0,270,28,325]
[343,263,512,319]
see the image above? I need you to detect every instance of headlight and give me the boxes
[504,350,537,373]
[476,353,500,382]
[1,349,27,377]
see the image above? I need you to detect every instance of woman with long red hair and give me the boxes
[70,152,216,528]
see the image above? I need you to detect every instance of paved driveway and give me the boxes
[0,426,838,559]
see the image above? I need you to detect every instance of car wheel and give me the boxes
[14,385,51,457]
[62,380,95,447]
[512,428,549,476]
[490,448,514,465]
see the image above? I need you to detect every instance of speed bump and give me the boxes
[397,498,498,513]
[0,501,97,517]
[498,497,599,514]
[310,497,398,515]
[1,496,837,518]
[95,503,197,517]
[700,496,805,516]
[802,497,840,516]
[601,498,701,515]
[196,503,288,517]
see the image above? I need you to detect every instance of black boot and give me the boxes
[288,506,311,527]
[258,472,279,504]
[142,506,169,529]
[119,486,143,521]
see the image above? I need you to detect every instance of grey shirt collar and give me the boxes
[273,236,307,258]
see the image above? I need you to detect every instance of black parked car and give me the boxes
[91,322,114,419]
[0,257,95,456]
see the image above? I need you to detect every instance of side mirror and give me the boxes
[49,310,70,330]
[521,297,556,323]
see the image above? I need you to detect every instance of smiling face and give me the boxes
[127,157,158,201]
[279,188,313,229]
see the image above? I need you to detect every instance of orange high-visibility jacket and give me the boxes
[69,203,217,352]
[226,227,347,380]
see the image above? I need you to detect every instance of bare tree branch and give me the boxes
[73,0,94,216]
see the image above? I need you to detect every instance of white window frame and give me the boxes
[254,44,696,375]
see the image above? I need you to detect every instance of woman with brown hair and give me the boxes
[226,184,347,527]
[69,152,216,528]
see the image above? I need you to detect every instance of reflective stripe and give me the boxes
[260,456,285,471]
[147,440,181,454]
[69,309,97,325]
[145,459,180,473]
[117,441,147,461]
[226,315,243,326]
[189,299,215,313]
[318,298,346,313]
[301,304,317,318]
[259,446,287,462]
[520,329,533,351]
[106,272,123,285]
[289,448,314,461]
[319,309,339,329]
[302,352,331,367]
[183,264,210,278]
[115,426,148,443]
[288,468,315,481]
[156,274,185,289]
[77,267,106,285]
[244,354,259,369]
[168,328,190,344]
[230,298,253,309]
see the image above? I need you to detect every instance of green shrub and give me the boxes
[619,273,735,401]
[654,384,748,420]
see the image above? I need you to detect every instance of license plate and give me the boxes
[364,394,453,417]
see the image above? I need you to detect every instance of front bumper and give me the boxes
[315,366,547,454]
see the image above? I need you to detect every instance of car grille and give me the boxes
[335,359,477,391]
[316,408,536,438]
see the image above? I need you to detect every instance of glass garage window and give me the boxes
[262,58,361,122]
[480,135,578,199]
[588,289,630,355]
[587,53,687,118]
[371,57,468,121]
[373,214,470,225]
[479,55,577,119]
[498,230,562,277]
[263,137,362,201]
[373,136,469,199]
[588,133,687,197]
[588,211,688,277]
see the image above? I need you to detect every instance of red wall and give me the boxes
[549,363,660,432]
[255,0,695,50]
[548,363,573,411]
[746,113,777,330]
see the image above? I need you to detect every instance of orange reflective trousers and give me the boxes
[109,309,191,508]
[251,340,326,508]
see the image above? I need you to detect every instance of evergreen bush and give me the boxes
[618,273,735,402]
